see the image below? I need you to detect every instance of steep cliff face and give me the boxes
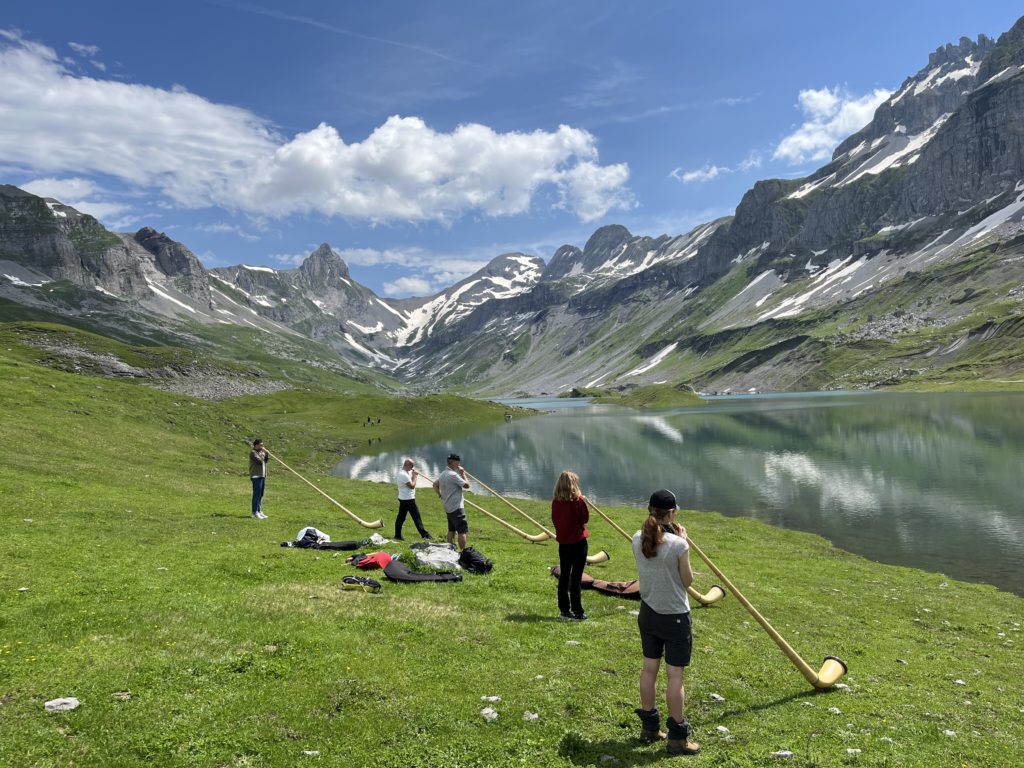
[133,226,211,306]
[0,185,149,297]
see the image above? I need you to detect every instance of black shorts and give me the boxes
[638,600,692,668]
[446,508,469,534]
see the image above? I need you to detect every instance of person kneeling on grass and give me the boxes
[551,470,590,621]
[631,489,700,756]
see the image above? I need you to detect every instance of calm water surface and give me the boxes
[334,391,1024,596]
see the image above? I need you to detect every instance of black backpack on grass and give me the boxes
[458,546,493,574]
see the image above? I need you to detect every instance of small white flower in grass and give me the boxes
[566,640,581,646]
[156,567,168,571]
[847,748,862,754]
[709,693,725,702]
[302,751,320,757]
[896,658,908,665]
[800,702,814,707]
[771,750,794,759]
[480,707,498,722]
[534,675,544,680]
[628,610,639,616]
[834,683,849,690]
[23,519,32,523]
[17,587,29,593]
[953,679,966,686]
[963,700,972,706]
[111,692,131,701]
[481,695,501,702]
[716,726,730,734]
[922,608,932,613]
[997,632,1006,638]
[44,697,80,712]
[616,606,626,610]
[828,707,842,715]
[939,582,948,588]
[943,730,956,737]
[880,736,894,744]
[523,711,539,721]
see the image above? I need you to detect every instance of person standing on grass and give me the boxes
[249,439,270,520]
[394,458,431,541]
[433,453,470,550]
[551,470,590,621]
[631,489,700,756]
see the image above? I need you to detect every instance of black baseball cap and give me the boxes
[447,453,461,462]
[649,489,677,510]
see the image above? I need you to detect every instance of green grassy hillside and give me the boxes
[0,333,1022,767]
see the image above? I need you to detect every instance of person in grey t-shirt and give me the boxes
[433,452,470,550]
[630,489,700,757]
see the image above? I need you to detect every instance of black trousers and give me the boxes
[395,498,429,537]
[557,538,589,615]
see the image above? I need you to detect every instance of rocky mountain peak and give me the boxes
[976,16,1024,83]
[583,224,633,258]
[300,243,351,286]
[133,227,206,279]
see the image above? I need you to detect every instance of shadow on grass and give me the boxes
[559,731,667,766]
[504,612,568,623]
[717,687,822,718]
[211,512,256,519]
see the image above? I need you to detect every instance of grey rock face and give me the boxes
[133,227,211,305]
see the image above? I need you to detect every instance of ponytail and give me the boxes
[640,509,672,559]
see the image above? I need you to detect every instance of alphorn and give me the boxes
[686,535,847,689]
[419,470,610,564]
[587,500,725,607]
[258,445,384,529]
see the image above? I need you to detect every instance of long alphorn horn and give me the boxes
[462,469,609,564]
[463,470,556,537]
[587,500,725,607]
[259,446,383,529]
[686,535,847,689]
[420,470,609,563]
[418,471,549,542]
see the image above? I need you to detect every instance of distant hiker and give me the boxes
[433,453,470,550]
[395,458,431,541]
[551,470,590,621]
[249,439,270,520]
[631,489,700,756]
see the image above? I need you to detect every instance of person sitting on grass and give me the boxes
[631,489,700,756]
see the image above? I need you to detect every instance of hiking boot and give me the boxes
[666,717,700,756]
[639,727,667,743]
[420,532,432,539]
[558,612,573,621]
[572,611,588,621]
[635,707,664,742]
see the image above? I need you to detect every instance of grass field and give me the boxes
[1,335,1023,767]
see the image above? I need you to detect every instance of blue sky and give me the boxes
[1,2,1021,297]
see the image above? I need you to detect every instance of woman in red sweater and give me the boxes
[551,470,590,621]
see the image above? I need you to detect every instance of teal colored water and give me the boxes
[334,391,1024,595]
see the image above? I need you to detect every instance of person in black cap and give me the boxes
[433,453,470,549]
[630,489,700,756]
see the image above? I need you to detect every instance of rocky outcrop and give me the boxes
[133,226,211,306]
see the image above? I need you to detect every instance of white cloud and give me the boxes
[68,42,99,57]
[773,86,892,164]
[0,31,632,225]
[383,276,433,296]
[270,252,308,267]
[196,222,262,241]
[671,163,730,184]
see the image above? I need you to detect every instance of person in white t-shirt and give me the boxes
[394,458,431,541]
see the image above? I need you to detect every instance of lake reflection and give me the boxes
[334,391,1024,595]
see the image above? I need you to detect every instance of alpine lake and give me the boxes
[334,391,1024,597]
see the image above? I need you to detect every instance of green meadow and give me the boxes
[1,326,1023,767]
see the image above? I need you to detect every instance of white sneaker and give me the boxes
[258,512,268,519]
